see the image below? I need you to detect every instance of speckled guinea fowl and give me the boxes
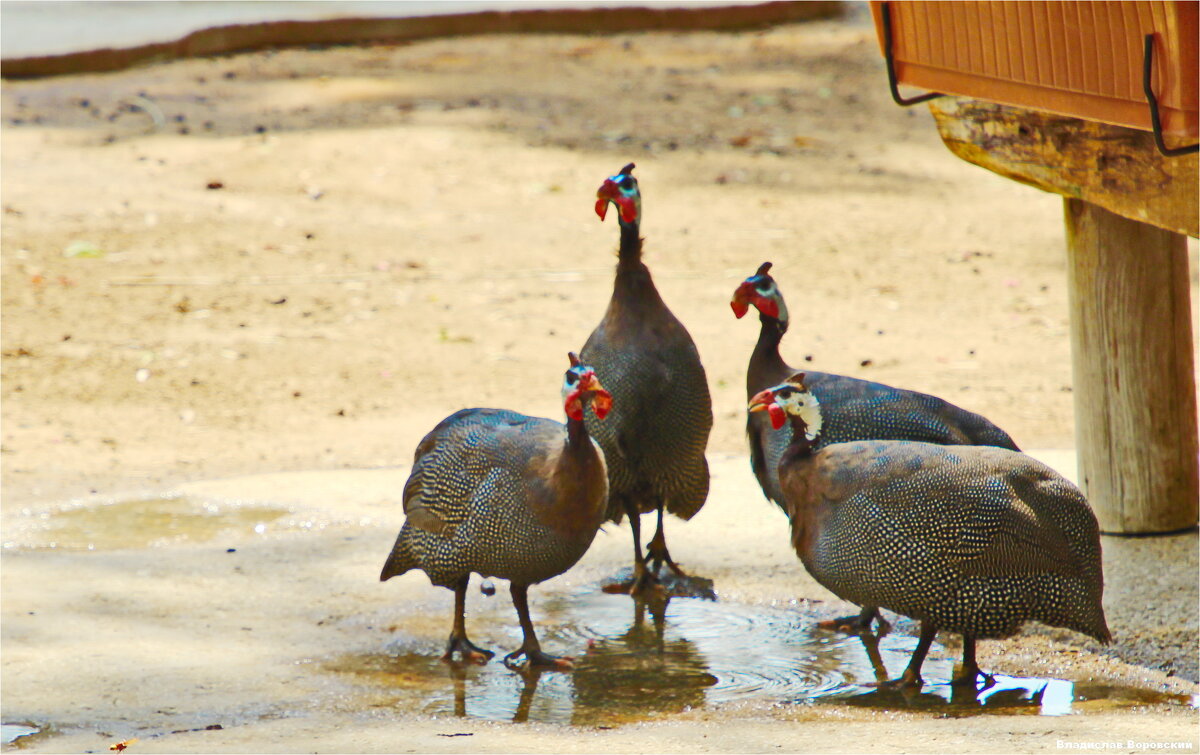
[581,163,713,594]
[380,354,611,670]
[749,375,1110,687]
[732,261,1021,631]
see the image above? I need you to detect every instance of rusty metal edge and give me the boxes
[0,2,843,80]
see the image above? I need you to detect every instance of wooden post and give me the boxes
[1064,198,1199,534]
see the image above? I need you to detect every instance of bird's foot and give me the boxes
[871,669,924,690]
[644,531,688,578]
[600,563,715,600]
[502,647,575,672]
[601,562,649,594]
[626,561,673,602]
[951,665,995,690]
[817,609,890,636]
[643,538,716,599]
[441,634,494,665]
[650,568,716,600]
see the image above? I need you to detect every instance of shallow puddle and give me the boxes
[835,676,1198,716]
[331,590,1194,724]
[2,497,289,550]
[2,723,40,746]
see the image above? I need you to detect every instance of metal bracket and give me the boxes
[1142,34,1199,157]
[881,2,943,107]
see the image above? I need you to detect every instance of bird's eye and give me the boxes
[565,372,579,385]
[756,282,772,295]
[620,177,635,189]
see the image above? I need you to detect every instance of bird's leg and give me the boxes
[623,500,656,594]
[442,576,494,664]
[502,583,574,672]
[644,503,688,578]
[951,634,994,688]
[856,627,891,683]
[881,621,935,689]
[600,501,657,595]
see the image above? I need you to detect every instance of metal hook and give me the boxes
[1142,33,1198,157]
[881,2,943,107]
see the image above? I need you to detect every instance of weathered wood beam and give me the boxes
[929,98,1198,238]
[928,96,1197,534]
[1065,199,1198,534]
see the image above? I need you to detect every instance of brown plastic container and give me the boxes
[869,1,1199,138]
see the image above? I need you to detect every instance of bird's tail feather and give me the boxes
[379,534,417,582]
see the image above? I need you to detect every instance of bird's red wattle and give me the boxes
[768,403,787,430]
[756,296,780,320]
[591,390,613,420]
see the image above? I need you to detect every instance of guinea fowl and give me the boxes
[379,353,612,670]
[748,375,1110,687]
[581,163,713,596]
[732,261,1021,631]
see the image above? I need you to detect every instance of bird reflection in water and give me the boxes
[439,594,716,725]
[570,595,717,725]
[843,629,1054,713]
[444,662,546,723]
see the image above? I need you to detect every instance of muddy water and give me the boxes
[4,491,1195,740]
[1,497,289,550]
[329,591,1197,725]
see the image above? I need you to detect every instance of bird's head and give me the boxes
[748,373,822,440]
[731,261,788,322]
[563,352,612,422]
[595,163,641,226]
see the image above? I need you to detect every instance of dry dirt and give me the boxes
[2,9,1198,754]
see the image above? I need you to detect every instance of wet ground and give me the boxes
[2,461,1196,753]
[327,593,1196,724]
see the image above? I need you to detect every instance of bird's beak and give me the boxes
[748,389,786,430]
[748,389,774,412]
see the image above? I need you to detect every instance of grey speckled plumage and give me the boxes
[581,164,712,590]
[381,407,607,588]
[380,361,610,669]
[753,378,1109,685]
[786,441,1109,643]
[750,368,1020,508]
[581,278,712,524]
[734,263,1019,512]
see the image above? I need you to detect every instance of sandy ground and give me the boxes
[2,8,1198,754]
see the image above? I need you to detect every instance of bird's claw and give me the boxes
[871,670,924,690]
[951,667,995,690]
[442,635,494,665]
[503,648,575,672]
[818,610,890,636]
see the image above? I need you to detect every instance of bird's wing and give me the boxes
[808,373,1017,450]
[951,457,1098,579]
[401,408,540,536]
[812,444,1082,577]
